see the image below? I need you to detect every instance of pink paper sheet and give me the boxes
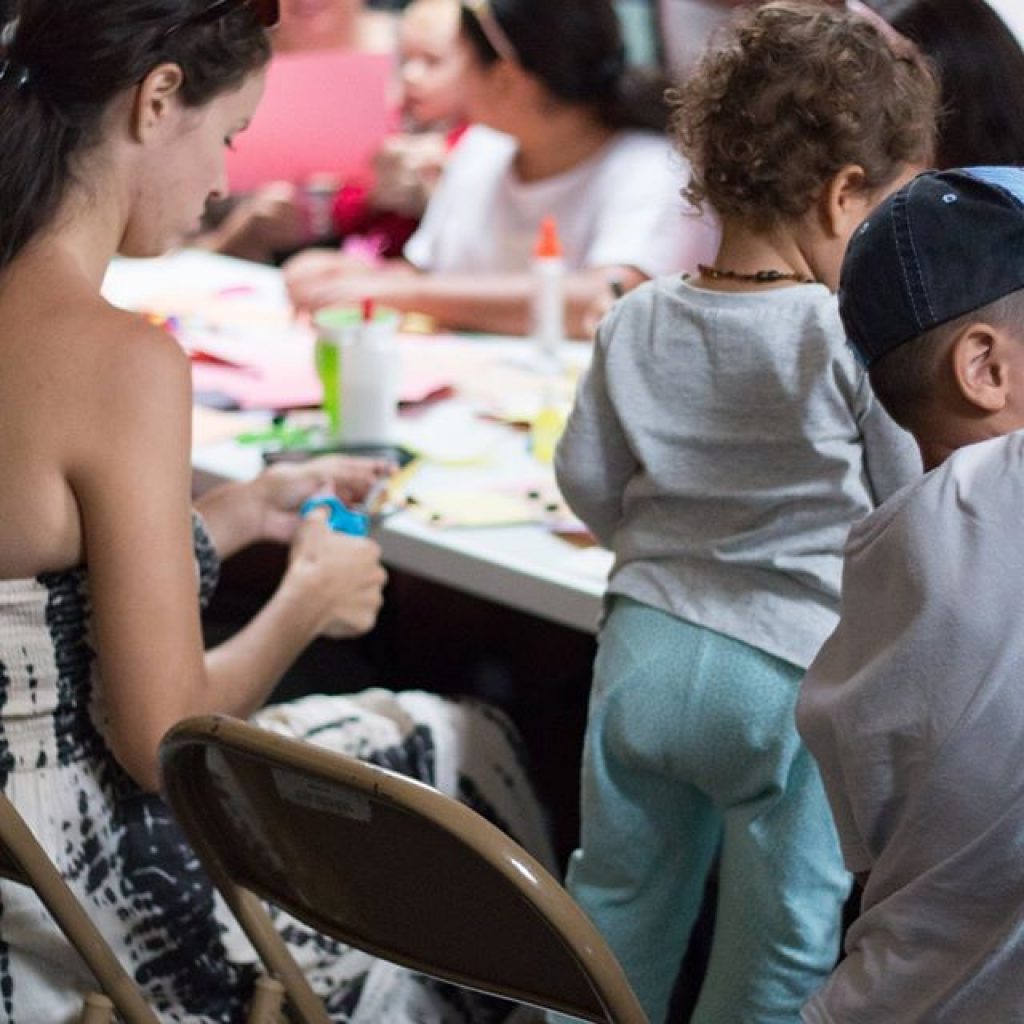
[191,355,454,412]
[226,50,394,193]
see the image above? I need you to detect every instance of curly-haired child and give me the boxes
[552,3,937,1021]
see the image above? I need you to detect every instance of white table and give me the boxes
[104,250,611,634]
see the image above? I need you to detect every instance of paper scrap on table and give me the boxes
[138,292,295,333]
[189,353,453,412]
[191,361,322,411]
[404,483,593,536]
[192,407,268,446]
[406,490,541,529]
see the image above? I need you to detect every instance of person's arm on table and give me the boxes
[283,252,647,338]
[190,182,306,264]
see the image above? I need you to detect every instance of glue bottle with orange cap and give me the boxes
[532,215,565,366]
[529,217,570,462]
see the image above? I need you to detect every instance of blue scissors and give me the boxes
[299,495,370,537]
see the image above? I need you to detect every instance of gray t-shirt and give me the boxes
[555,275,918,667]
[797,430,1024,1021]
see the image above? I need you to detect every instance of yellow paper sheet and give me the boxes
[406,490,541,529]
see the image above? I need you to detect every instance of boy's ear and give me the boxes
[949,323,1014,413]
[818,164,870,237]
[131,63,185,143]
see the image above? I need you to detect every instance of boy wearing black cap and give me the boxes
[798,166,1024,1022]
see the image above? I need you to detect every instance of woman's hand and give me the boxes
[284,509,388,638]
[253,455,393,544]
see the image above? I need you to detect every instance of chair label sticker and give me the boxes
[272,768,372,822]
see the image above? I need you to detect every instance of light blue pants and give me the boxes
[562,598,848,1024]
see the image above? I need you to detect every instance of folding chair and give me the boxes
[0,791,286,1024]
[159,713,648,1024]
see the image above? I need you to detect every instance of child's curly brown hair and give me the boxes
[671,0,938,230]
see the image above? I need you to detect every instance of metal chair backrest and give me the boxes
[159,714,648,1024]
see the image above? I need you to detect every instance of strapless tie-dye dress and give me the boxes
[0,515,553,1022]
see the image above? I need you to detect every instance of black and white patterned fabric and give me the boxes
[0,514,553,1022]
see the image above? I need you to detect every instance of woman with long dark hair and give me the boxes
[0,2,550,1019]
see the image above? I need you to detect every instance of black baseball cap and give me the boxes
[839,167,1024,368]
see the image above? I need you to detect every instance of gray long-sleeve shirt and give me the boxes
[555,276,920,668]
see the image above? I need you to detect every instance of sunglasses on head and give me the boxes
[164,0,280,40]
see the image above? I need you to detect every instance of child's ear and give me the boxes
[818,164,870,238]
[949,323,1013,413]
[132,63,185,144]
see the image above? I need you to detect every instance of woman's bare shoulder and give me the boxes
[2,281,189,418]
[29,296,194,465]
[49,297,191,405]
[99,301,189,384]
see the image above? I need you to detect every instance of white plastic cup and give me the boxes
[313,306,402,443]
